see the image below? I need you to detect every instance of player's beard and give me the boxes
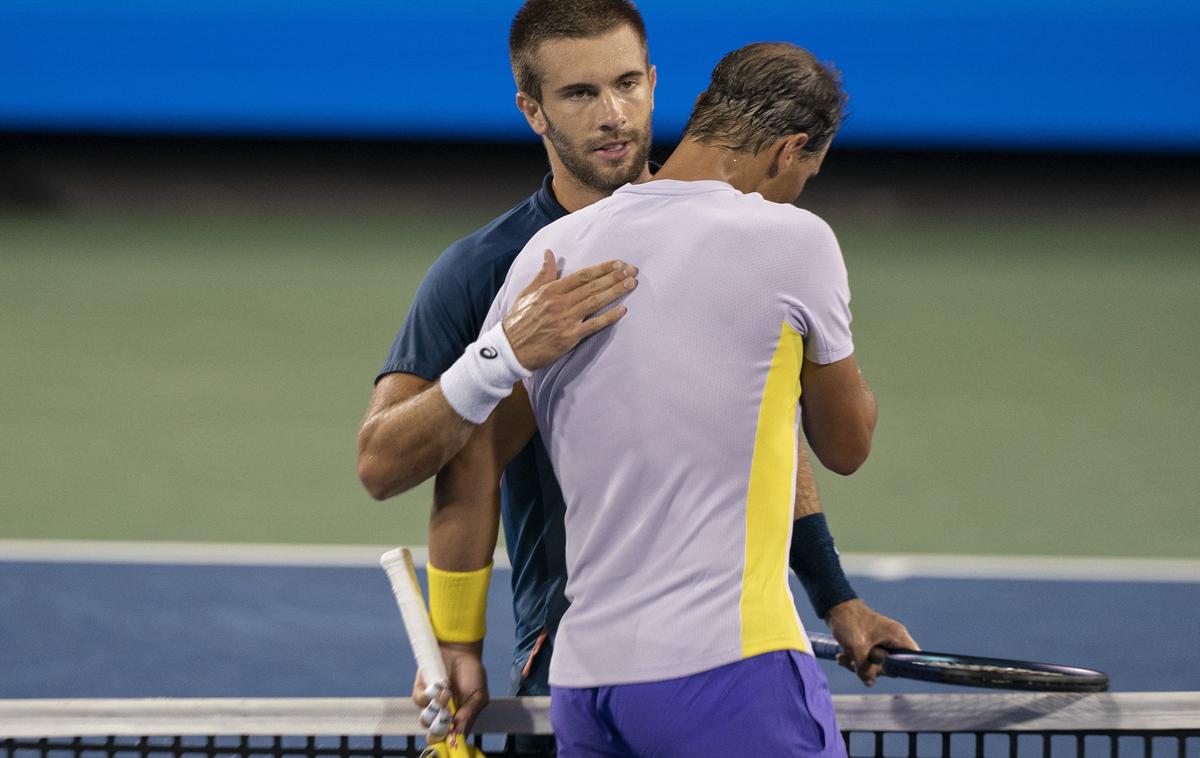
[545,114,652,195]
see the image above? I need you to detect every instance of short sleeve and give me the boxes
[785,215,855,365]
[376,254,481,384]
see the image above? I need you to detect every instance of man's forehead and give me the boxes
[534,26,648,88]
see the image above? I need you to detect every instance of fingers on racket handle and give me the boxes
[430,708,452,739]
[807,632,844,661]
[420,703,442,727]
[420,704,453,740]
[424,681,446,702]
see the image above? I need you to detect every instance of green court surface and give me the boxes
[2,208,1197,557]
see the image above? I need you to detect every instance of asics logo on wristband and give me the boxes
[440,322,530,424]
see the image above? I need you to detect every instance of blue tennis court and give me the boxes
[2,550,1196,699]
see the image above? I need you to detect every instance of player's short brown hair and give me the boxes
[509,0,648,101]
[683,43,847,156]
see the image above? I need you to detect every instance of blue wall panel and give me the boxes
[1,1,1197,149]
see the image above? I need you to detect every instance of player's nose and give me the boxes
[597,90,627,131]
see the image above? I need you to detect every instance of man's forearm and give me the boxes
[790,440,858,618]
[428,389,534,571]
[360,320,531,500]
[793,441,821,519]
[791,438,915,687]
[358,381,477,500]
[429,481,501,572]
[428,493,497,642]
[858,372,878,439]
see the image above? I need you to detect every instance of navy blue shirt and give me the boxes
[378,173,571,682]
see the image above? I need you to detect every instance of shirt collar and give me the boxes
[537,162,662,219]
[533,172,569,221]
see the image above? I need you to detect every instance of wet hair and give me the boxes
[509,0,648,101]
[682,42,847,156]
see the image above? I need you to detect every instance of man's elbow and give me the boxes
[819,449,868,476]
[356,447,420,501]
[357,456,396,501]
[813,435,872,476]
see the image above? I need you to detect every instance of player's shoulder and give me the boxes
[509,190,613,266]
[440,196,549,269]
[728,196,842,273]
[743,194,837,242]
[423,188,561,293]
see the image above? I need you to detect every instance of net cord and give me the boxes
[1,693,1198,739]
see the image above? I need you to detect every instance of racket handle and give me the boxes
[807,632,844,661]
[380,548,450,687]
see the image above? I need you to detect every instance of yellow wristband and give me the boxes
[427,561,492,643]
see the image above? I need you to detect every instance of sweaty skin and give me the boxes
[357,253,637,501]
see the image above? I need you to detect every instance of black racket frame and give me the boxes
[807,633,1110,692]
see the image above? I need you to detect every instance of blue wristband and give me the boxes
[789,512,857,619]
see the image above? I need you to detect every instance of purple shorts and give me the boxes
[550,650,846,758]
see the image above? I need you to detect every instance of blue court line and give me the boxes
[1,561,1196,699]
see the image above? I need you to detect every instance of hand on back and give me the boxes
[503,249,638,370]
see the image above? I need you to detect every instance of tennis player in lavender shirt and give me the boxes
[427,42,909,754]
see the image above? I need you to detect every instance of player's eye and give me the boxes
[620,79,638,90]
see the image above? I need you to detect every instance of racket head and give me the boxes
[806,632,1109,692]
[881,649,1110,692]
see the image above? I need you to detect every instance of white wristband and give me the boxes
[439,322,532,424]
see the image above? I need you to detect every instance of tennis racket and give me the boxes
[380,548,486,758]
[807,632,1109,692]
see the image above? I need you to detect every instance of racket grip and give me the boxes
[807,632,844,661]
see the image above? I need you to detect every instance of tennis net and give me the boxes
[2,693,1197,758]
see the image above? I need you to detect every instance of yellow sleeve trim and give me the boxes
[427,561,492,643]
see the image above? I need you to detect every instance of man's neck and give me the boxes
[550,173,610,214]
[653,139,765,196]
[547,157,653,213]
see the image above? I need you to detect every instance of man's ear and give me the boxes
[647,63,657,111]
[770,133,811,176]
[516,92,548,136]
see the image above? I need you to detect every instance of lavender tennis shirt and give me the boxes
[484,179,855,687]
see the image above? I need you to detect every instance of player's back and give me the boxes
[488,178,854,687]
